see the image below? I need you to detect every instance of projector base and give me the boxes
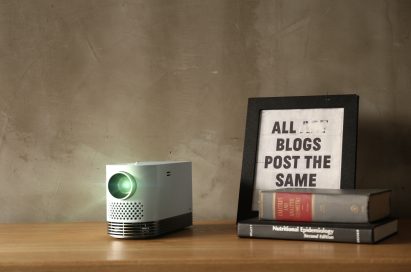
[107,213,192,239]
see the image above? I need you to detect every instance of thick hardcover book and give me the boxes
[259,188,391,223]
[237,217,398,244]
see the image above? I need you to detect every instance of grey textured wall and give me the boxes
[0,0,410,222]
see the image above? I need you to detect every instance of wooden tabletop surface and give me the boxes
[0,220,410,272]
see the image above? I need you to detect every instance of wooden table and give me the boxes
[0,220,410,272]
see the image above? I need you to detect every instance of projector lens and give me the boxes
[108,172,136,199]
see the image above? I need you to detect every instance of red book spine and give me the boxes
[275,193,312,221]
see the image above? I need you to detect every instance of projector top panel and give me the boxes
[107,161,190,166]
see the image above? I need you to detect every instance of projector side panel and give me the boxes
[156,162,192,220]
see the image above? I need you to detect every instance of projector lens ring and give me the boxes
[108,172,136,199]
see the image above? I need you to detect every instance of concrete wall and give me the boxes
[0,0,410,222]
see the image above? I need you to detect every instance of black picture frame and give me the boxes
[236,95,359,223]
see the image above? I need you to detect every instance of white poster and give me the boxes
[252,108,345,210]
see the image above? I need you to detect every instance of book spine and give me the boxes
[260,192,370,223]
[237,223,374,244]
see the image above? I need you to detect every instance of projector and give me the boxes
[106,161,192,238]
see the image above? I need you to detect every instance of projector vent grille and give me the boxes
[107,221,158,238]
[108,202,144,221]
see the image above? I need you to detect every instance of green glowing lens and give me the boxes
[108,172,136,199]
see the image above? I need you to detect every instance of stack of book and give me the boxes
[237,189,398,244]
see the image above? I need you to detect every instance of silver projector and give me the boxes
[106,161,192,238]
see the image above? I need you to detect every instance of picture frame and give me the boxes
[236,95,359,222]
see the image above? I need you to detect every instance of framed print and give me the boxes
[237,95,359,222]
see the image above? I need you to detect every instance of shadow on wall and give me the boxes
[356,119,411,218]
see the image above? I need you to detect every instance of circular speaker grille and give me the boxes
[108,202,144,220]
